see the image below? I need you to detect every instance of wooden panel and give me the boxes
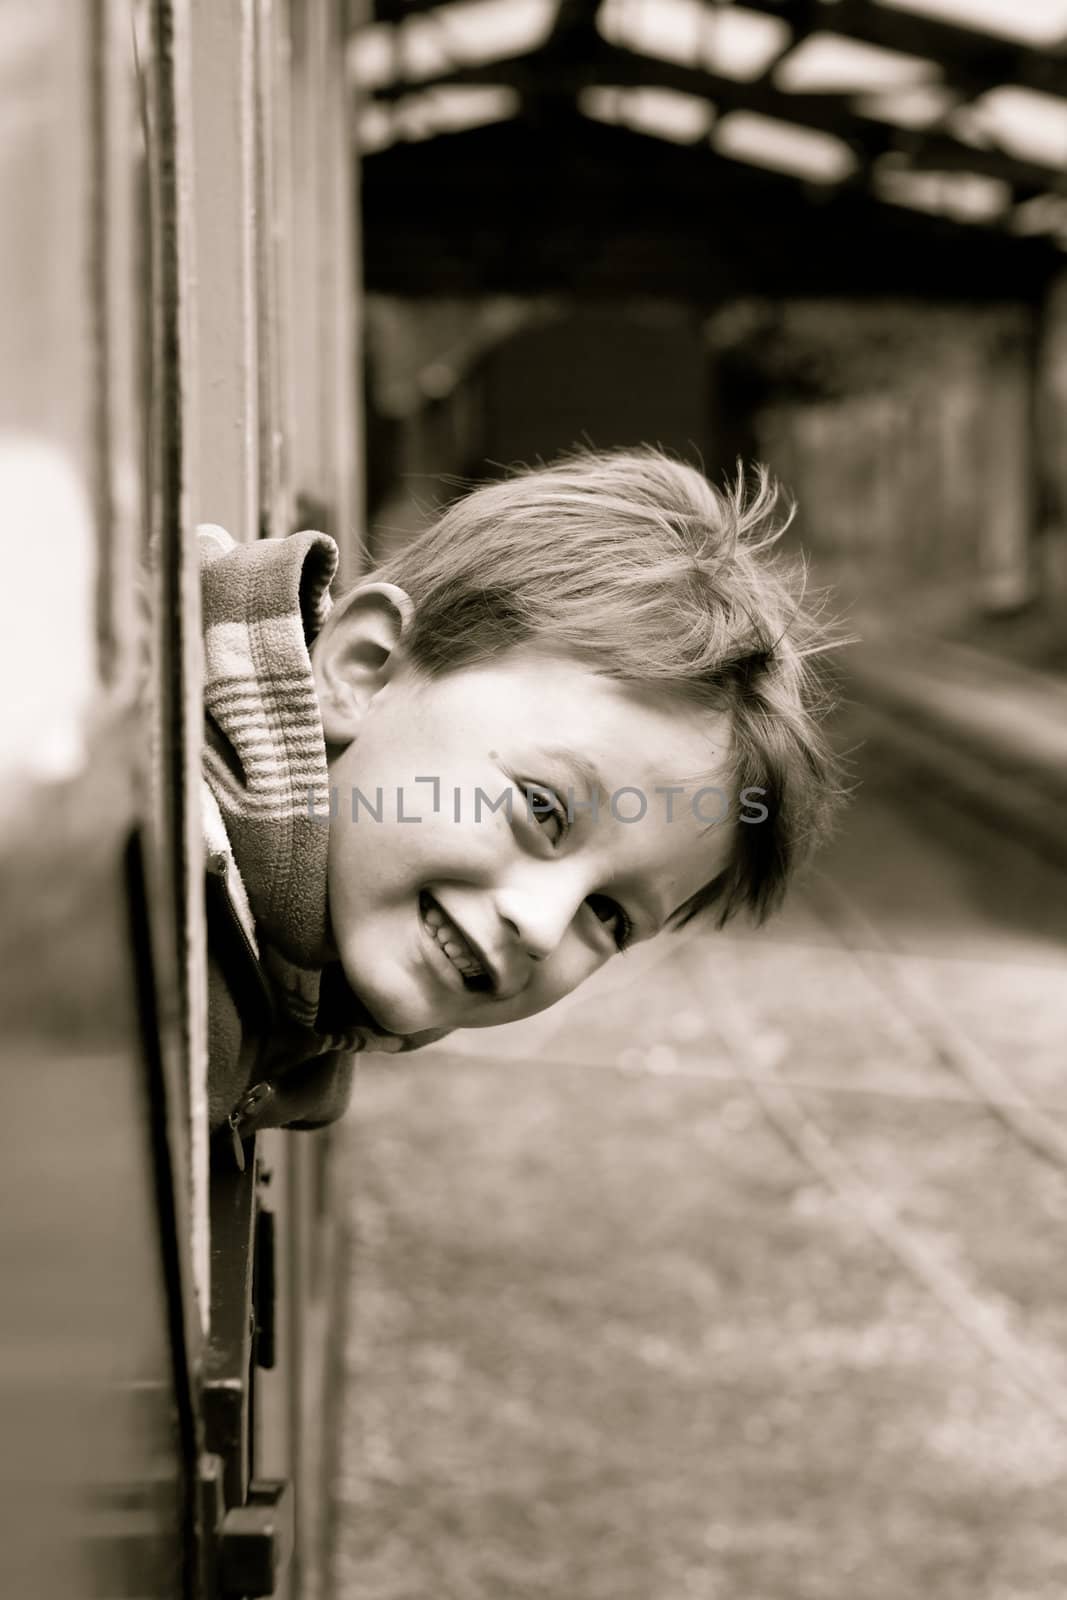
[190,7,363,1596]
[254,13,362,1594]
[141,0,211,1331]
[254,0,289,540]
[289,0,363,575]
[288,0,327,529]
[189,0,259,545]
[323,0,363,577]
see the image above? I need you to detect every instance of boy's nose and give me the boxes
[493,867,587,974]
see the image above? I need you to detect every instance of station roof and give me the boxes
[352,0,1067,299]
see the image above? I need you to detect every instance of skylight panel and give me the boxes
[852,85,959,128]
[348,1,554,89]
[775,33,938,93]
[421,0,555,65]
[701,6,791,80]
[943,103,991,146]
[358,86,519,152]
[969,87,1067,169]
[1011,192,1067,237]
[598,0,708,67]
[357,100,396,153]
[873,162,1010,221]
[598,0,789,81]
[874,0,1067,49]
[407,84,520,133]
[579,86,625,125]
[713,112,857,182]
[397,19,452,80]
[349,25,398,91]
[580,85,714,142]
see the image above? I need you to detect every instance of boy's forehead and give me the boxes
[443,645,732,766]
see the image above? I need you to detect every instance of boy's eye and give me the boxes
[521,782,567,846]
[585,894,633,953]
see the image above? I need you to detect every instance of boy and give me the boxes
[202,449,841,1163]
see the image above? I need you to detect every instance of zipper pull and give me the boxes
[228,1080,275,1170]
[228,1110,246,1172]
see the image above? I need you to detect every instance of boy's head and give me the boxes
[311,448,844,1036]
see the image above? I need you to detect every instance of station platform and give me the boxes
[840,630,1067,871]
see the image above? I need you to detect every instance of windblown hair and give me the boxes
[367,447,848,927]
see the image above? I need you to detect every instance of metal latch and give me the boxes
[219,1479,294,1598]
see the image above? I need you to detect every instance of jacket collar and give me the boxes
[199,524,376,1053]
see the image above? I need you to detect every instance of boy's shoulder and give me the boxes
[201,775,365,1140]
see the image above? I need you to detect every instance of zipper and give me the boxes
[227,1080,275,1171]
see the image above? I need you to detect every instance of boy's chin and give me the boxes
[338,960,444,1038]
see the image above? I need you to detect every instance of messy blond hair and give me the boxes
[368,448,847,926]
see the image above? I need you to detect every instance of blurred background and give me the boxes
[338,4,1067,1599]
[2,2,1066,1598]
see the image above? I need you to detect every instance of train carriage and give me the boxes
[1,3,358,1595]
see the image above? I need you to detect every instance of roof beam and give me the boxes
[365,0,1067,99]
[369,0,449,21]
[545,0,603,42]
[363,0,1067,98]
[367,42,1067,196]
[741,0,1067,101]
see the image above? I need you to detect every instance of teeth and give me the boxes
[422,896,485,977]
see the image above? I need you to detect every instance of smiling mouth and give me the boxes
[419,891,495,993]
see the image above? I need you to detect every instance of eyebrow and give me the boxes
[539,746,610,808]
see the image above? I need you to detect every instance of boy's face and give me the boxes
[317,622,734,1037]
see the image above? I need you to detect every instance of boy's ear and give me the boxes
[311,581,414,743]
